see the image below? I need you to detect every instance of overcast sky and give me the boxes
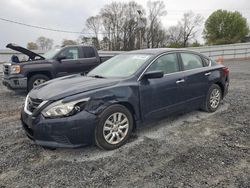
[0,0,249,49]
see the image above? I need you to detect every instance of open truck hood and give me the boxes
[6,43,45,60]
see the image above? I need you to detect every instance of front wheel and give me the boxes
[95,104,133,150]
[202,84,222,112]
[28,74,49,91]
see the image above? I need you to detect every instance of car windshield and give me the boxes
[87,54,152,78]
[43,48,61,60]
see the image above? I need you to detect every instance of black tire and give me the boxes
[95,104,133,150]
[28,74,49,91]
[202,84,222,113]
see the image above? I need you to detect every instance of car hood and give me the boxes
[29,74,121,101]
[6,43,45,60]
[19,59,52,66]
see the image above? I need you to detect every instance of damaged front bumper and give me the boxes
[21,108,98,148]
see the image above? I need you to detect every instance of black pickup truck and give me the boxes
[2,44,113,91]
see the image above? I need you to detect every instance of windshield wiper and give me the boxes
[88,74,106,79]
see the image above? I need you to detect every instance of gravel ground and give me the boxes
[0,60,249,188]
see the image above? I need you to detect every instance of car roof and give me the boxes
[126,48,200,56]
[61,45,95,48]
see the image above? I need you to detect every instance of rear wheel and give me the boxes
[28,74,49,91]
[202,84,222,112]
[95,104,133,150]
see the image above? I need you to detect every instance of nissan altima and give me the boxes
[21,49,229,150]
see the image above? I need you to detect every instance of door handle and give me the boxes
[205,72,211,76]
[176,79,185,84]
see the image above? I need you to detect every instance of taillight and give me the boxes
[223,67,229,76]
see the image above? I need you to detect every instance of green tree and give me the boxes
[190,40,201,47]
[203,10,249,45]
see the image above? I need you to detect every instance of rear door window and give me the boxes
[83,47,96,58]
[180,53,204,70]
[203,57,211,67]
[59,47,79,60]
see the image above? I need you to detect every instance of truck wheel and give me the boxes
[28,74,49,91]
[202,84,222,113]
[95,104,133,150]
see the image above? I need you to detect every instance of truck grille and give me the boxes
[3,64,10,75]
[27,97,43,113]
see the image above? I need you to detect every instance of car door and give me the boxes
[77,46,100,74]
[55,47,80,77]
[139,53,186,120]
[178,52,210,107]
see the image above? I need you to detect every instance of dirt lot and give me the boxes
[0,60,249,187]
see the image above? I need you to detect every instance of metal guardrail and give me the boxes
[198,48,250,60]
[189,42,250,60]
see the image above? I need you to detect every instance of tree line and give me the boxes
[83,1,204,50]
[26,1,249,51]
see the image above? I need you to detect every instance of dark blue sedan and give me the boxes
[21,49,229,150]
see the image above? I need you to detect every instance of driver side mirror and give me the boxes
[143,71,164,79]
[56,55,66,62]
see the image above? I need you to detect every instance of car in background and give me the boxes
[2,43,113,91]
[21,48,229,150]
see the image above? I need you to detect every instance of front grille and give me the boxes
[3,64,10,75]
[27,97,43,113]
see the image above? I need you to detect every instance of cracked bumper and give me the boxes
[21,108,98,148]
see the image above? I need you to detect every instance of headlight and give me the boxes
[41,97,90,118]
[10,65,21,74]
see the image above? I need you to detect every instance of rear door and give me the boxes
[77,46,100,74]
[178,52,211,106]
[139,53,186,120]
[55,47,80,77]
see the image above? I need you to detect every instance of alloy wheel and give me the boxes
[103,112,129,145]
[210,88,221,109]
